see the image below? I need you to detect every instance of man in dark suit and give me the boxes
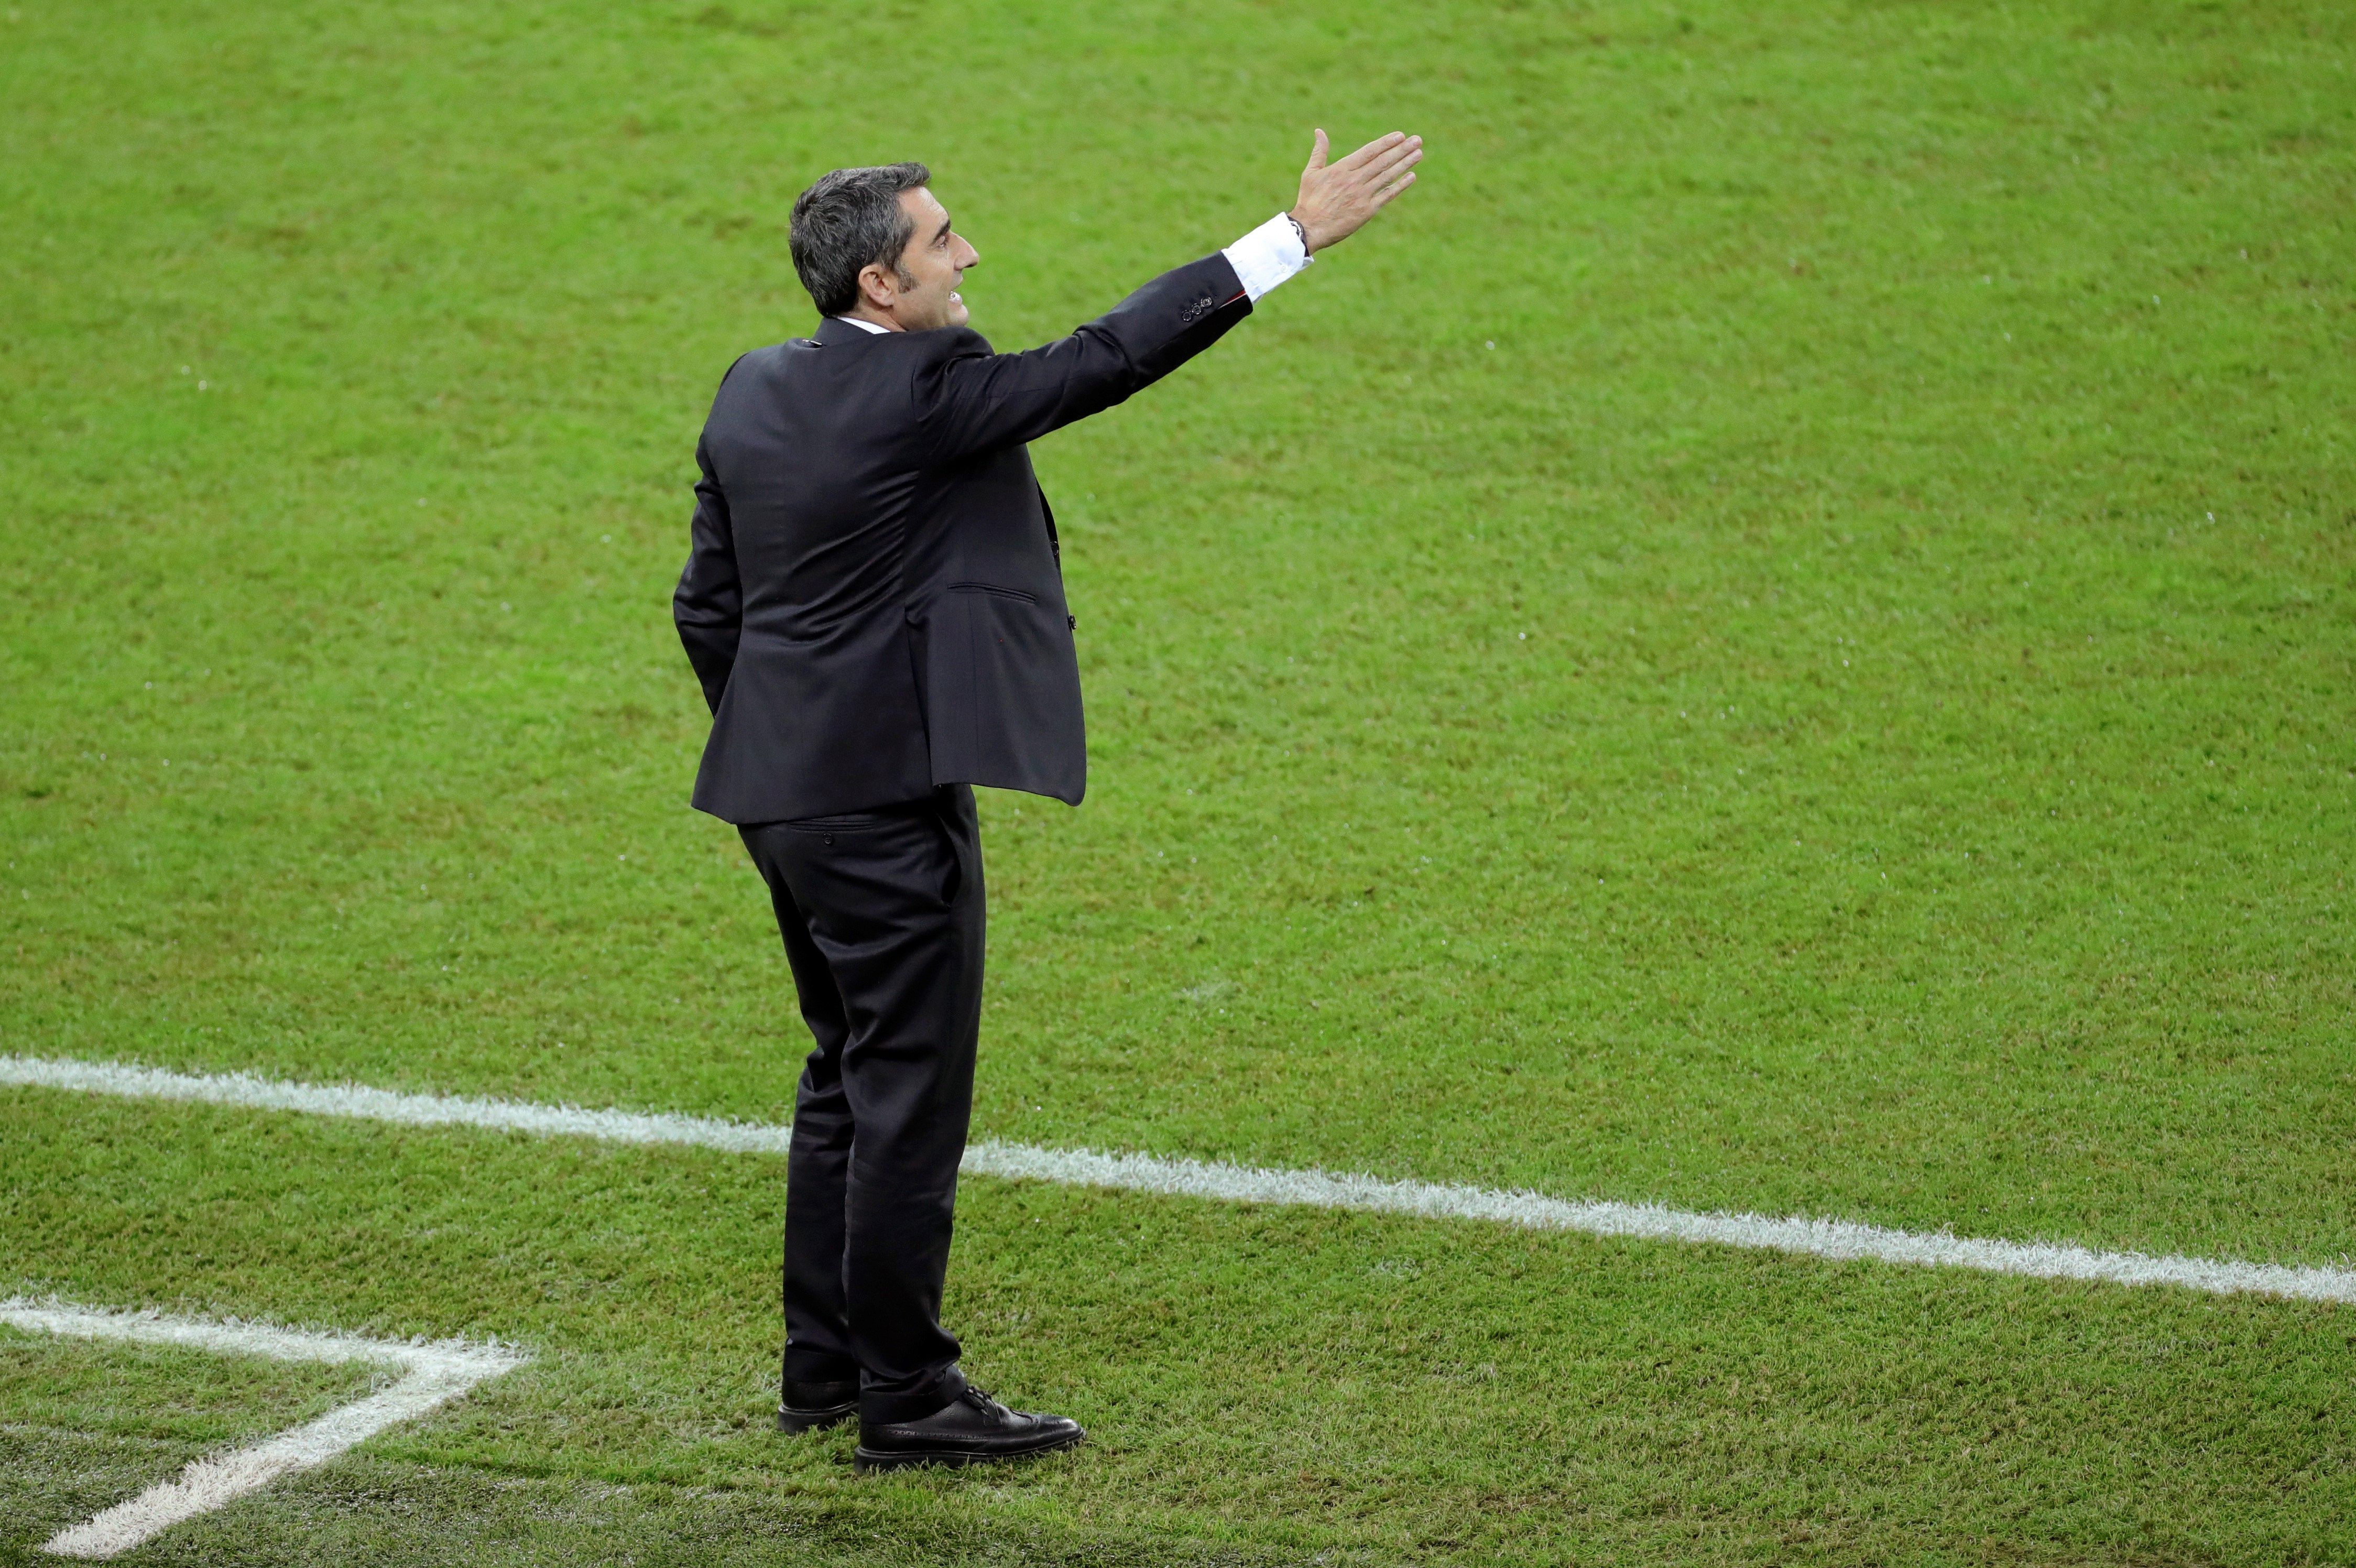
[675,129,1421,1472]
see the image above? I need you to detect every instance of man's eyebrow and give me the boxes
[932,216,953,244]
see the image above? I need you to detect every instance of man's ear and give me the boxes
[856,262,898,311]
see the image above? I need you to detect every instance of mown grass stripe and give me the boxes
[7,1052,2351,1306]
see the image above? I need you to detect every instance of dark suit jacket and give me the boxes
[674,252,1251,823]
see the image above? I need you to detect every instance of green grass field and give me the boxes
[4,0,2353,1560]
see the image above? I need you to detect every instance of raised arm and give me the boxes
[913,129,1424,466]
[911,254,1250,465]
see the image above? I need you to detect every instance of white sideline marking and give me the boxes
[7,1052,2356,1306]
[1,1298,527,1559]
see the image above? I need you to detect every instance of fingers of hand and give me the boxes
[1346,144,1422,203]
[1370,141,1423,181]
[1333,130,1409,173]
[1346,137,1423,190]
[1307,127,1330,170]
[1299,130,1420,235]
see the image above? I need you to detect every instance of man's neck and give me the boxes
[837,306,901,333]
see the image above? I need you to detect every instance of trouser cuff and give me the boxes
[784,1346,859,1386]
[859,1362,967,1424]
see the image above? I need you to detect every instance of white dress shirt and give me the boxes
[1218,211,1313,301]
[831,212,1311,335]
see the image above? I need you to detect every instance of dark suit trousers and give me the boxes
[738,785,983,1424]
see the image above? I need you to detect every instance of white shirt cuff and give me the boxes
[1221,212,1311,303]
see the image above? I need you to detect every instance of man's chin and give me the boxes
[946,296,970,327]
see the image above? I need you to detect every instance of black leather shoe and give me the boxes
[778,1378,859,1434]
[854,1385,1085,1472]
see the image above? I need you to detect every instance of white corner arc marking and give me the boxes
[2,1298,528,1560]
[6,1052,2354,1306]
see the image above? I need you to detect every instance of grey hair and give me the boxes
[788,162,932,317]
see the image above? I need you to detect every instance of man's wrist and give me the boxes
[1283,211,1312,256]
[1222,211,1314,303]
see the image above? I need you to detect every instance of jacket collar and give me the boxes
[812,315,893,346]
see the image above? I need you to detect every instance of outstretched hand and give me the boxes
[1289,129,1423,254]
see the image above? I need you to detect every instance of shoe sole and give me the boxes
[853,1428,1085,1473]
[777,1402,857,1435]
